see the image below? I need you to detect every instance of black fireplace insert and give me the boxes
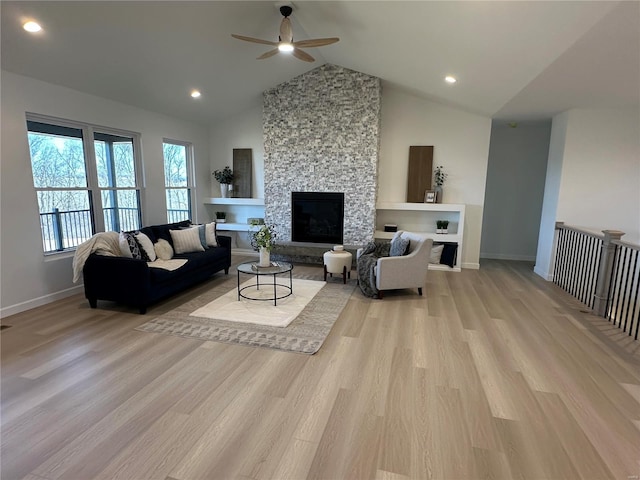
[291,192,344,244]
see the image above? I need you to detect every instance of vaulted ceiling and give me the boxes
[2,1,638,125]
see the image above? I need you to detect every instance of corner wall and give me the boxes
[262,64,381,245]
[1,70,209,316]
[481,121,551,261]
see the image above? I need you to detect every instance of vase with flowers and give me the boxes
[250,224,277,267]
[213,166,234,198]
[433,165,448,203]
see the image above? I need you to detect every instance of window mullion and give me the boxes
[83,126,105,233]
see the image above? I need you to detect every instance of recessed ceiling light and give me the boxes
[190,90,201,98]
[445,76,457,84]
[23,21,42,33]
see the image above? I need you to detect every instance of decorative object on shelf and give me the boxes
[250,224,277,267]
[384,224,398,232]
[436,220,449,234]
[213,166,234,198]
[407,145,434,203]
[248,217,264,226]
[215,211,227,223]
[433,165,447,203]
[424,190,436,203]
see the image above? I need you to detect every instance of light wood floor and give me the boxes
[2,258,639,480]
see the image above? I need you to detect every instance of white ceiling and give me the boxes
[2,1,638,125]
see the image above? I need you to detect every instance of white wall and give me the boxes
[1,71,209,316]
[209,102,264,200]
[379,85,492,268]
[535,108,640,280]
[481,121,551,261]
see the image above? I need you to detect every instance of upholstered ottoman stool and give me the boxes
[323,250,352,284]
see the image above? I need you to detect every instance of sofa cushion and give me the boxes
[119,231,150,261]
[170,228,205,254]
[135,231,156,262]
[205,222,218,247]
[154,238,174,260]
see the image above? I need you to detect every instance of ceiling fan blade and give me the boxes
[231,34,278,46]
[293,38,340,48]
[292,48,315,62]
[257,48,279,60]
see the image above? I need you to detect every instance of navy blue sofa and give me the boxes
[83,221,231,314]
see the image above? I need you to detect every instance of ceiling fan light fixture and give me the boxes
[23,21,42,33]
[445,76,457,84]
[190,90,202,98]
[278,42,294,53]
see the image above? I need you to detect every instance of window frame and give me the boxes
[162,138,195,223]
[26,113,145,255]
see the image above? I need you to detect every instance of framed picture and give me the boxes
[424,190,436,203]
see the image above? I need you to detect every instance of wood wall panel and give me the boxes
[406,146,433,203]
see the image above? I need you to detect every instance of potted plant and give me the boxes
[250,224,277,267]
[215,211,227,223]
[213,166,234,198]
[433,165,448,203]
[436,220,449,234]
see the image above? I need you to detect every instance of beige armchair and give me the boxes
[357,231,433,299]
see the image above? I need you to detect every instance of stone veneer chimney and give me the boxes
[262,64,381,245]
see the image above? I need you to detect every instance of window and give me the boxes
[27,115,143,253]
[94,132,141,232]
[163,140,193,222]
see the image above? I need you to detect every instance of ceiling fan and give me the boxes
[231,5,339,62]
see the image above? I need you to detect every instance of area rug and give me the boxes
[136,276,355,354]
[190,278,325,327]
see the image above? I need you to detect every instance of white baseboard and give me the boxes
[480,253,536,261]
[462,262,480,270]
[533,265,554,281]
[0,285,84,319]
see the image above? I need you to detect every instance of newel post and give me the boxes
[593,229,625,317]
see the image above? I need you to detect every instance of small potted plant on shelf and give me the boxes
[249,224,277,267]
[436,220,449,234]
[215,211,227,223]
[213,166,234,198]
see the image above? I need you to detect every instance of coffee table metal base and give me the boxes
[237,262,293,306]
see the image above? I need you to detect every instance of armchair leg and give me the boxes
[378,291,384,299]
[342,265,347,284]
[324,265,328,282]
[418,287,423,296]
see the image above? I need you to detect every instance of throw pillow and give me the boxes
[170,228,205,254]
[182,225,208,249]
[430,244,444,264]
[440,243,458,268]
[154,238,174,260]
[118,231,150,261]
[205,222,218,247]
[135,231,156,262]
[390,236,410,257]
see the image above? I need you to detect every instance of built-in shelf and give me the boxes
[203,198,264,206]
[375,202,465,270]
[215,222,256,232]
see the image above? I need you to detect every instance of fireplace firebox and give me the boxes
[291,192,344,244]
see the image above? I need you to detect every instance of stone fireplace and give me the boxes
[262,64,381,246]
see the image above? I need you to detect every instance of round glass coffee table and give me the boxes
[236,261,293,306]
